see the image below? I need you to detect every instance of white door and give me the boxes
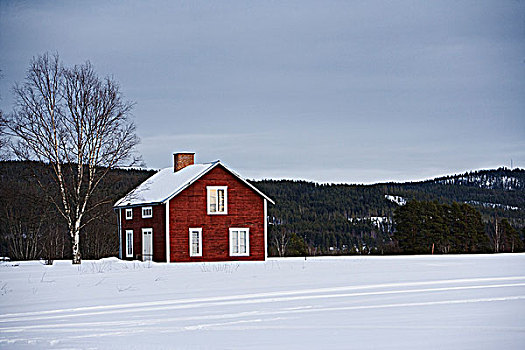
[142,228,153,261]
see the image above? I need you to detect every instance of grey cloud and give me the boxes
[0,0,523,183]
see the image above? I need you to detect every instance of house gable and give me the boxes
[167,165,265,262]
[161,162,274,206]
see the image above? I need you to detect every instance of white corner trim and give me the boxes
[165,201,170,262]
[118,208,122,259]
[264,199,268,260]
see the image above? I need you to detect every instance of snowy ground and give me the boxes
[1,254,524,349]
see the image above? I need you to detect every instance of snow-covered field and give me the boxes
[1,254,524,349]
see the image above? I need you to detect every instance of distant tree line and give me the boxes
[254,171,525,256]
[0,161,524,260]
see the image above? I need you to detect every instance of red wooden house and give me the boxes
[114,153,274,262]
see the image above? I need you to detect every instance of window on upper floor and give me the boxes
[125,208,133,220]
[142,206,153,218]
[229,228,249,256]
[207,186,227,215]
[189,228,202,257]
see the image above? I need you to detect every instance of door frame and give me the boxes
[142,228,153,261]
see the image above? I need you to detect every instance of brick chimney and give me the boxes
[174,152,195,172]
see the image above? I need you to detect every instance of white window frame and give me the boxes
[229,228,250,256]
[125,230,133,258]
[142,206,153,218]
[207,186,228,215]
[125,208,133,220]
[189,228,203,257]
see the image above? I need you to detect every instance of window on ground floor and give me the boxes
[125,230,133,257]
[229,228,249,256]
[189,228,202,257]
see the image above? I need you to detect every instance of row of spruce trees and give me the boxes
[393,201,523,254]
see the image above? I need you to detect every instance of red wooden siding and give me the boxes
[120,204,166,262]
[168,165,265,262]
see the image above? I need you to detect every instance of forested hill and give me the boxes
[252,167,525,224]
[383,168,524,215]
[251,168,525,255]
[1,161,523,259]
[432,168,524,190]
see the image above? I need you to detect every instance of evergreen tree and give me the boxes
[393,201,490,254]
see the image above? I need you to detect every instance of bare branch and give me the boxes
[6,52,140,264]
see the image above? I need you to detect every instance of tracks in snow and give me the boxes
[1,275,525,347]
[1,276,524,327]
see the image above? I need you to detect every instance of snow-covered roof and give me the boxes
[114,161,274,207]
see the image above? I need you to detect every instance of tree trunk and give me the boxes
[71,222,81,264]
[494,219,499,253]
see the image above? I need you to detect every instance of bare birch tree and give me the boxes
[272,227,290,257]
[0,70,9,160]
[489,217,501,253]
[0,110,7,160]
[7,53,140,264]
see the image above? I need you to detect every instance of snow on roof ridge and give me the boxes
[157,160,219,171]
[158,161,221,203]
[114,159,273,207]
[114,162,217,207]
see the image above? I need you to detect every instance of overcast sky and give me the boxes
[1,1,524,183]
